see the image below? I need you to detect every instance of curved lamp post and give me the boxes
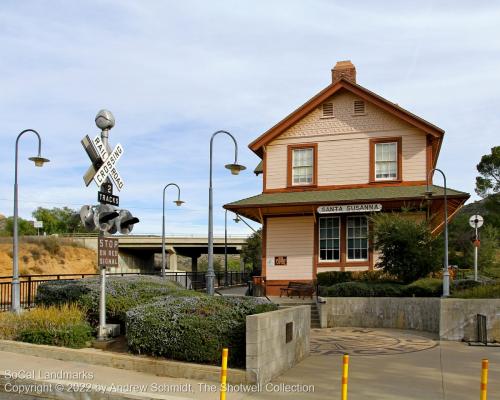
[425,168,449,297]
[207,130,246,295]
[12,129,50,313]
[162,183,184,277]
[234,213,261,236]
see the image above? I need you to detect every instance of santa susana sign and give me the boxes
[317,203,382,214]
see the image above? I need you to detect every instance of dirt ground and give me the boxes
[0,240,97,278]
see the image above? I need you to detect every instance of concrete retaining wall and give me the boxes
[440,299,500,341]
[318,297,500,342]
[318,297,440,333]
[246,305,310,384]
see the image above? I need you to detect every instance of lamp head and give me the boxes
[173,200,185,207]
[424,190,434,200]
[29,156,50,167]
[95,109,115,130]
[225,163,246,175]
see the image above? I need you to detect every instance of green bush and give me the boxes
[126,296,277,368]
[36,276,200,326]
[371,213,442,283]
[317,272,353,286]
[317,270,397,286]
[451,279,482,292]
[325,282,404,297]
[0,304,92,348]
[402,278,442,297]
[452,283,500,299]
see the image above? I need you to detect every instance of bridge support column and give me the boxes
[191,254,200,273]
[168,251,178,271]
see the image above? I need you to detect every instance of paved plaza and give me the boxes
[0,328,498,399]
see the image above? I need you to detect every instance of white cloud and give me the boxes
[0,0,498,234]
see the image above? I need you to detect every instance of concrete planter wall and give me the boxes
[318,297,500,342]
[246,305,310,385]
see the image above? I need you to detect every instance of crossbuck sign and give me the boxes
[81,135,125,191]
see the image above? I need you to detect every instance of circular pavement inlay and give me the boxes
[310,328,437,356]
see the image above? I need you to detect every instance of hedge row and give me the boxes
[126,296,277,368]
[36,276,201,326]
[320,278,486,297]
[317,270,397,286]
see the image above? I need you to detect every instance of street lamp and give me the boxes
[12,129,50,313]
[162,183,184,278]
[207,130,246,295]
[425,168,449,297]
[234,213,261,236]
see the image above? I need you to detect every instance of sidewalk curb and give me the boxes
[0,340,247,385]
[0,375,192,400]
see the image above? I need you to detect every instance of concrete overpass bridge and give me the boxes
[71,234,248,273]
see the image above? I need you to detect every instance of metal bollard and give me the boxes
[480,359,489,400]
[220,348,228,400]
[341,354,349,400]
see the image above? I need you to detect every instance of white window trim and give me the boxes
[318,216,341,262]
[374,141,398,182]
[345,216,369,262]
[291,147,314,186]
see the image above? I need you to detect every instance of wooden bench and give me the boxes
[280,282,314,299]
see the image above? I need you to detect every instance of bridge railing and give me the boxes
[0,271,251,312]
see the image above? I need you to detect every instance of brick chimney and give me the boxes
[332,60,356,83]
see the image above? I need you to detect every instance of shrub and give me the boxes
[36,276,199,326]
[371,213,441,283]
[126,296,277,368]
[402,278,442,297]
[452,283,500,299]
[317,272,353,286]
[325,282,404,297]
[0,304,92,348]
[451,279,481,292]
[39,237,61,255]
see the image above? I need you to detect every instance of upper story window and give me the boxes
[370,137,402,182]
[288,144,317,187]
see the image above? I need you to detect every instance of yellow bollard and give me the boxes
[220,348,229,400]
[480,359,488,400]
[341,354,349,400]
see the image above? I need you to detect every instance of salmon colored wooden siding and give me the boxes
[265,216,314,281]
[264,92,428,190]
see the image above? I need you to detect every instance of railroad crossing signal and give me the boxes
[81,134,125,191]
[469,215,484,229]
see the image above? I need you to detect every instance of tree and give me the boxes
[371,213,441,283]
[31,207,85,235]
[475,146,500,198]
[0,216,37,236]
[240,229,262,274]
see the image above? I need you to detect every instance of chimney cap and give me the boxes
[332,60,356,83]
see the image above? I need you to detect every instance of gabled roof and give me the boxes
[249,78,445,158]
[225,185,468,209]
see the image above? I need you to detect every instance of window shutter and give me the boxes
[353,100,365,114]
[322,102,334,117]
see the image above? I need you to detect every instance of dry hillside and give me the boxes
[0,237,97,278]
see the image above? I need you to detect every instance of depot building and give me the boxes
[225,61,469,296]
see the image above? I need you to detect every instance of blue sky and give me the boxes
[0,1,498,235]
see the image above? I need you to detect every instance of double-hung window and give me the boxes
[371,137,401,182]
[291,146,315,186]
[319,217,340,261]
[346,216,368,261]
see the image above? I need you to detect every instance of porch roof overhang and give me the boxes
[224,185,470,231]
